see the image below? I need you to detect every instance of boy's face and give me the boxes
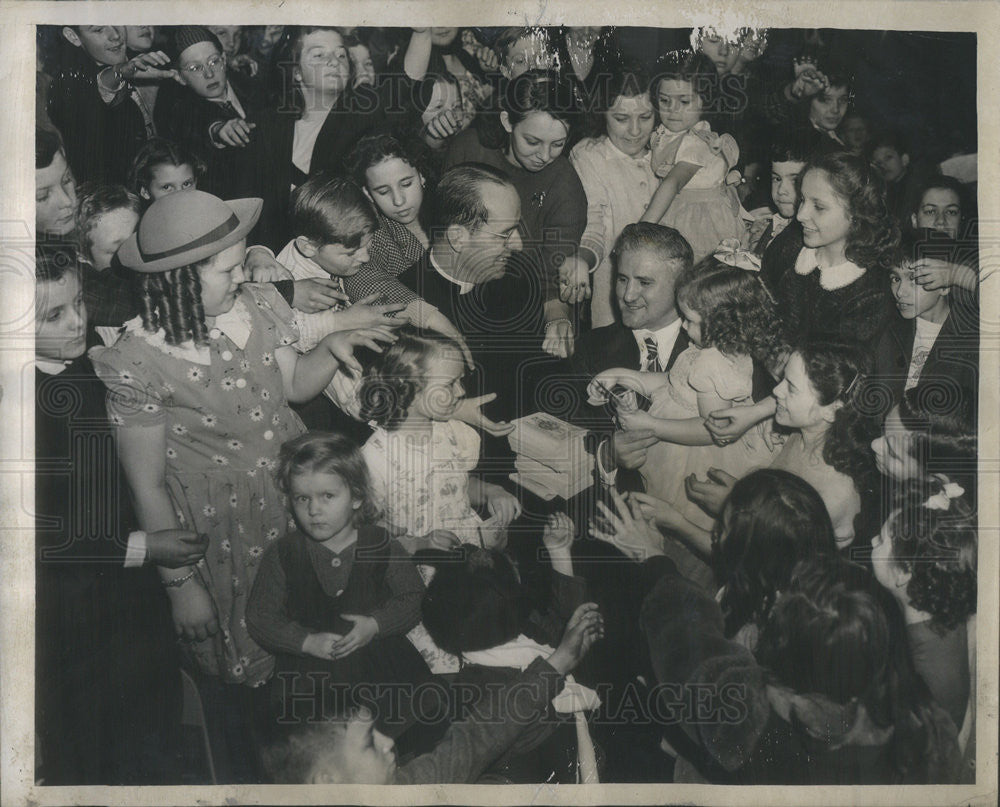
[311,714,396,784]
[809,85,849,133]
[306,233,372,277]
[62,26,126,66]
[912,188,962,239]
[125,26,155,53]
[178,41,228,100]
[872,145,909,183]
[36,150,78,237]
[770,159,805,219]
[889,261,949,320]
[36,270,87,361]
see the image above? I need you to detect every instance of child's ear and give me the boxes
[295,236,319,258]
[901,153,910,170]
[139,187,151,201]
[500,111,513,134]
[61,27,82,48]
[910,212,918,230]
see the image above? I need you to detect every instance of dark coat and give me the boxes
[154,70,264,200]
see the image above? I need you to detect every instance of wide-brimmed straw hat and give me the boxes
[117,191,262,273]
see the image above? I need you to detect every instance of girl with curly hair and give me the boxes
[589,259,782,584]
[772,150,898,343]
[871,479,976,729]
[359,327,521,556]
[245,431,432,730]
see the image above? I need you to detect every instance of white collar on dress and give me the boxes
[794,247,865,291]
[35,357,72,375]
[122,294,252,365]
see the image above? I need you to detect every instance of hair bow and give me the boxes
[690,121,741,170]
[714,238,761,272]
[924,480,965,511]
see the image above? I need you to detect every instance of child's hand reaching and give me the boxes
[452,393,515,437]
[628,491,687,531]
[291,278,351,313]
[118,50,176,82]
[587,368,644,405]
[789,56,828,99]
[244,246,291,283]
[336,294,409,330]
[547,603,604,675]
[214,118,257,148]
[589,489,664,563]
[684,467,737,517]
[542,512,575,554]
[321,326,399,376]
[483,482,522,526]
[617,407,657,434]
[330,614,379,659]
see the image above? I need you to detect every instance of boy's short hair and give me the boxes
[75,183,143,261]
[611,222,694,273]
[291,174,377,250]
[36,127,64,170]
[768,132,814,166]
[911,174,965,216]
[263,718,350,784]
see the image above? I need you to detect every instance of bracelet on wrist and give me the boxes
[545,318,572,330]
[162,569,197,589]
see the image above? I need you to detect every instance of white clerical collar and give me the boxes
[122,293,252,365]
[794,247,865,291]
[429,252,474,295]
[35,357,72,375]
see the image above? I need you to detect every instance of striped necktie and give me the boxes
[642,336,660,372]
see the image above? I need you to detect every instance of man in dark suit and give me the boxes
[559,223,693,486]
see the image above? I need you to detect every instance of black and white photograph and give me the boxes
[1,1,997,804]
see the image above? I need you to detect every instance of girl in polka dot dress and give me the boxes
[90,191,395,687]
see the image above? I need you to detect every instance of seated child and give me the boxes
[420,514,591,783]
[246,432,431,733]
[127,136,205,204]
[359,328,522,672]
[33,246,202,784]
[154,26,262,199]
[874,228,978,406]
[589,259,782,583]
[263,601,603,784]
[640,51,746,262]
[359,328,521,553]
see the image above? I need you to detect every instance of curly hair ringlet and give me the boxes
[138,259,211,347]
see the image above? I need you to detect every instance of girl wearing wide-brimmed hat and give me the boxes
[91,191,396,697]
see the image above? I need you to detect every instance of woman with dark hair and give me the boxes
[681,339,880,556]
[774,150,898,343]
[569,61,658,326]
[617,468,837,646]
[255,26,386,250]
[593,502,962,784]
[444,69,588,357]
[872,479,976,729]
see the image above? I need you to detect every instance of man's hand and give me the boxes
[146,529,209,568]
[609,428,658,470]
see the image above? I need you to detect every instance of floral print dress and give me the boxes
[90,284,306,685]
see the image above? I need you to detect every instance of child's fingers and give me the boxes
[355,293,384,306]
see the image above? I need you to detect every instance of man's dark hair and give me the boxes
[427,162,512,235]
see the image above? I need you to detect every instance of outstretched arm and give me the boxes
[641,162,699,223]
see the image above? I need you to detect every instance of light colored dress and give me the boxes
[648,121,745,263]
[90,284,306,685]
[362,418,488,675]
[570,136,657,327]
[640,346,770,530]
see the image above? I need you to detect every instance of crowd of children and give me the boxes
[32,22,980,788]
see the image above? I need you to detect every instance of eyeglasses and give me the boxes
[183,54,225,76]
[477,226,519,244]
